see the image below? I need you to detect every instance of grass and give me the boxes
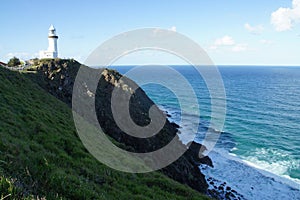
[0,66,210,199]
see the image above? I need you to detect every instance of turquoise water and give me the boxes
[111,65,300,185]
[219,67,300,182]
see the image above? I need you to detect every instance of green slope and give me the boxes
[0,67,210,199]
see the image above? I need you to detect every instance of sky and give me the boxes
[1,0,300,65]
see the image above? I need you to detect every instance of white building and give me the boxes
[39,25,59,59]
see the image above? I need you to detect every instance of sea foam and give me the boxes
[201,149,300,200]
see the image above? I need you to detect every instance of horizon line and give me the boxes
[105,64,300,67]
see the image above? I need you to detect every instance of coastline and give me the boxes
[15,60,300,199]
[163,106,300,199]
[112,65,300,199]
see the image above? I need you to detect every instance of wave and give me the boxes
[159,102,300,199]
[201,149,300,200]
[237,147,300,184]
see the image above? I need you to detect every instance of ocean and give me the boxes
[110,65,300,199]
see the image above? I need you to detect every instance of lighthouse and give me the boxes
[39,25,59,59]
[48,25,58,58]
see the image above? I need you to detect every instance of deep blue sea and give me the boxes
[110,65,300,199]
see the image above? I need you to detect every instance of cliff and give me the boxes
[28,58,212,189]
[23,58,212,197]
[0,64,211,199]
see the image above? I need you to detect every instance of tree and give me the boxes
[8,57,21,67]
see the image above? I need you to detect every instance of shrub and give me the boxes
[7,57,21,67]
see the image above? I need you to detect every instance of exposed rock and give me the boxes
[185,141,214,167]
[27,58,211,193]
[199,156,214,168]
[206,176,245,200]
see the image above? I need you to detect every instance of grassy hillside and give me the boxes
[0,67,210,199]
[25,58,210,194]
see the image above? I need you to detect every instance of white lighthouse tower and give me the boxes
[39,25,59,59]
[47,25,58,58]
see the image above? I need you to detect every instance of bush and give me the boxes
[7,57,21,67]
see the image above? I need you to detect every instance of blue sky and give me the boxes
[1,0,300,65]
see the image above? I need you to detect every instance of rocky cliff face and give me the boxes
[27,58,212,193]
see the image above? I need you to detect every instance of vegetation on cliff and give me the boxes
[0,59,211,199]
[27,58,212,191]
[7,57,21,67]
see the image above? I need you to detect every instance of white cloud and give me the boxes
[232,43,248,52]
[66,54,84,63]
[170,26,177,32]
[6,52,28,57]
[214,35,235,46]
[210,36,248,52]
[271,0,300,31]
[209,45,218,50]
[260,39,273,45]
[244,23,264,34]
[5,52,38,61]
[210,35,235,50]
